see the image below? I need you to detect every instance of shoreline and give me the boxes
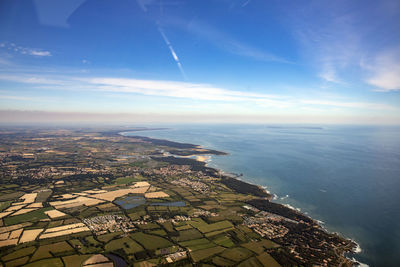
[119,130,362,265]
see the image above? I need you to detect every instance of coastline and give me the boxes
[119,130,361,265]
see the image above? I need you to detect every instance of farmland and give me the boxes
[0,127,356,266]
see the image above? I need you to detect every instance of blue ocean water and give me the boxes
[124,124,400,267]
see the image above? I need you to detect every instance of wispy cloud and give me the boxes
[0,42,52,57]
[29,50,51,56]
[292,3,361,83]
[319,63,341,83]
[166,19,291,64]
[362,48,400,91]
[0,71,395,112]
[288,0,400,88]
[299,99,394,111]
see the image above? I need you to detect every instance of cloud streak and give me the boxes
[157,26,188,80]
[165,18,291,64]
[0,42,52,57]
[0,72,395,112]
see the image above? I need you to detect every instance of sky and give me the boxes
[0,0,399,124]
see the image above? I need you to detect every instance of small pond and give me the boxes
[115,196,146,209]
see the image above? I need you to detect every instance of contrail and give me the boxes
[158,26,188,80]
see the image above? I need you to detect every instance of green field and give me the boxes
[0,201,11,212]
[242,239,280,255]
[172,228,203,242]
[4,256,30,266]
[189,218,234,233]
[2,246,36,262]
[35,190,52,202]
[238,257,263,267]
[113,176,138,185]
[219,247,253,263]
[24,257,64,267]
[105,237,144,254]
[256,252,282,267]
[31,241,73,262]
[131,232,172,250]
[149,229,167,236]
[4,207,53,226]
[212,256,236,266]
[69,238,100,254]
[179,238,216,251]
[97,231,123,243]
[190,246,225,262]
[212,235,235,248]
[62,254,92,267]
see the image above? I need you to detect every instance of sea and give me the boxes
[123,124,400,267]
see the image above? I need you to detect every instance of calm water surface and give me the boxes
[124,124,400,267]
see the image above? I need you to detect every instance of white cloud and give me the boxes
[87,77,284,103]
[363,49,400,91]
[0,42,51,57]
[29,50,51,57]
[0,72,396,112]
[319,63,341,83]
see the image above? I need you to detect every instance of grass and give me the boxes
[35,190,52,202]
[62,254,92,267]
[238,257,263,267]
[24,258,64,267]
[179,238,216,251]
[0,191,24,201]
[137,222,160,230]
[242,239,280,255]
[149,229,167,236]
[212,256,236,266]
[190,246,225,262]
[161,221,174,232]
[259,239,280,249]
[105,237,144,254]
[219,247,253,263]
[131,232,172,250]
[256,252,281,267]
[113,176,138,185]
[4,207,53,226]
[241,242,265,254]
[205,229,233,238]
[0,201,11,212]
[68,239,100,254]
[175,224,192,231]
[2,246,36,261]
[172,229,203,242]
[48,220,63,228]
[4,256,30,266]
[212,235,235,248]
[85,236,101,247]
[30,241,74,262]
[188,218,234,233]
[97,231,122,243]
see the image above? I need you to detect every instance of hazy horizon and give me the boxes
[1,110,400,126]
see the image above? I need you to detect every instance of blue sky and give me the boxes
[0,0,399,124]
